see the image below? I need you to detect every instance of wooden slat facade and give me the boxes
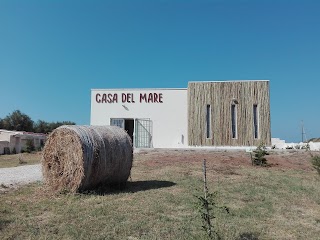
[188,81,271,146]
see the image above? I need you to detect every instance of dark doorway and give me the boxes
[125,119,134,143]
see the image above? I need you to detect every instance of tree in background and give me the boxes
[0,110,76,133]
[1,110,34,132]
[33,120,51,133]
[33,120,76,134]
[26,139,35,153]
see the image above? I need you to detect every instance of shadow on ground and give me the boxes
[126,180,176,192]
[81,180,176,195]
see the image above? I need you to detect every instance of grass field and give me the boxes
[0,152,41,168]
[1,149,320,239]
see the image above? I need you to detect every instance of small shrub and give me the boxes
[40,139,45,148]
[3,147,10,155]
[12,148,17,154]
[252,143,269,166]
[311,154,320,175]
[196,191,229,239]
[26,139,35,153]
[196,160,229,239]
[302,143,310,151]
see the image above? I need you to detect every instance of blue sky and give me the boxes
[0,0,319,142]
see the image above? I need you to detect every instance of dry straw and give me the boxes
[42,125,133,193]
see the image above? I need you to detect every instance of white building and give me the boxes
[91,89,188,148]
[0,130,47,154]
[90,81,271,148]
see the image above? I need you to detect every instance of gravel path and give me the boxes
[0,164,42,189]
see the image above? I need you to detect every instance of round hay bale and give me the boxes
[42,125,133,192]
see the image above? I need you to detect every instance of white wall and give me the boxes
[0,130,15,142]
[91,89,188,148]
[271,137,320,151]
[0,130,19,153]
[308,142,320,151]
[0,130,47,153]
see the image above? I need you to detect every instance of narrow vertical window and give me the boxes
[253,104,259,139]
[231,104,237,138]
[206,104,211,138]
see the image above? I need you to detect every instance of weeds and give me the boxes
[18,155,27,165]
[310,154,320,175]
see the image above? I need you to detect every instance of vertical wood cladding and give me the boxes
[188,81,271,146]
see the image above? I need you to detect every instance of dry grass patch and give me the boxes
[0,152,41,168]
[1,149,320,239]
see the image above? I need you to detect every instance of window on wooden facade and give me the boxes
[231,104,237,139]
[253,104,259,139]
[206,104,211,138]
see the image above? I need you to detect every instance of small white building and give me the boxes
[0,130,47,154]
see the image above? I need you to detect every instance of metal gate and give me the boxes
[135,118,153,148]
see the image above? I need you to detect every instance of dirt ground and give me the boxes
[136,149,315,173]
[0,149,315,193]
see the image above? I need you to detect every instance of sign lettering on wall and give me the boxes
[95,93,163,104]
